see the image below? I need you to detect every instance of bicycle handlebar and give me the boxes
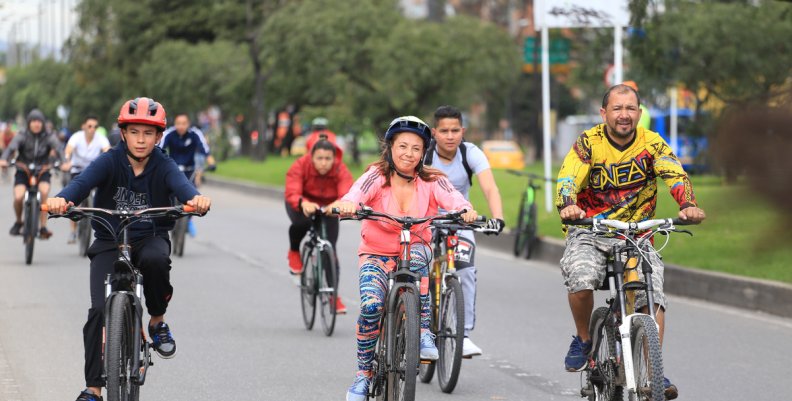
[334,204,468,228]
[42,204,198,218]
[562,217,696,231]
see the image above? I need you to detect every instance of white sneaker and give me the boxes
[462,337,483,358]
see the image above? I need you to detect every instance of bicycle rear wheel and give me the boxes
[587,307,623,401]
[105,295,140,401]
[523,203,538,259]
[171,218,187,257]
[24,199,38,265]
[437,276,464,393]
[318,245,338,336]
[300,245,317,330]
[389,291,419,401]
[630,315,664,401]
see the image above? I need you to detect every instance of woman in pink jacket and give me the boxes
[330,116,478,401]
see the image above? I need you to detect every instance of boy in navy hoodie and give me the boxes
[46,97,211,401]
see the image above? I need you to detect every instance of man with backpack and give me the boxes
[425,105,505,357]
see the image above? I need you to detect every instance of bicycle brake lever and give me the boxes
[676,229,693,237]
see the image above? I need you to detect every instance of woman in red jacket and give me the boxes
[285,134,353,312]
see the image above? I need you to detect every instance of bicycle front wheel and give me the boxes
[630,315,664,401]
[318,245,338,336]
[105,295,140,401]
[299,246,317,330]
[587,307,623,401]
[436,276,464,393]
[389,291,419,401]
[24,199,39,265]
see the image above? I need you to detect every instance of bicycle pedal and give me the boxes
[420,359,433,364]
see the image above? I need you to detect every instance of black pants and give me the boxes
[285,201,339,251]
[83,236,173,387]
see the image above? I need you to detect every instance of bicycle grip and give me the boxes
[41,204,49,212]
[562,218,593,226]
[183,205,196,213]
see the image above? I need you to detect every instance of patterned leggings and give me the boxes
[356,246,431,375]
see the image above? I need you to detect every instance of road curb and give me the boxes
[205,174,792,319]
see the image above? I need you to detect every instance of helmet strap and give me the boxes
[386,149,417,183]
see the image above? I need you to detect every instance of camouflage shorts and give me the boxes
[560,227,667,310]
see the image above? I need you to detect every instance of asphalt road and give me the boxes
[1,178,790,401]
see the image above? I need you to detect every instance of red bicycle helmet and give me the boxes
[117,97,167,129]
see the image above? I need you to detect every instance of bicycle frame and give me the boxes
[384,225,422,369]
[305,210,336,295]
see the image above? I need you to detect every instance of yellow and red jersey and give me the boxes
[555,124,696,225]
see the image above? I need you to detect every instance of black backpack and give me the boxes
[424,138,474,186]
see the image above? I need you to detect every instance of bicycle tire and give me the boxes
[24,199,38,265]
[587,307,624,401]
[172,218,187,257]
[389,291,419,401]
[523,203,538,260]
[437,276,464,393]
[629,315,664,401]
[418,278,436,384]
[300,245,317,330]
[318,245,338,336]
[78,218,92,257]
[105,295,140,401]
[514,191,528,257]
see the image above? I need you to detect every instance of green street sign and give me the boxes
[524,37,570,65]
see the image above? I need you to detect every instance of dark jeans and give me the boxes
[83,236,172,387]
[285,201,339,251]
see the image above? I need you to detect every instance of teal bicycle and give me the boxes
[507,170,551,259]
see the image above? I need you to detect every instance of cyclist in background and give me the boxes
[330,116,478,401]
[159,113,211,236]
[0,109,64,238]
[425,105,505,357]
[46,97,211,401]
[556,84,706,400]
[284,133,354,313]
[60,115,111,243]
[623,81,651,130]
[304,117,337,151]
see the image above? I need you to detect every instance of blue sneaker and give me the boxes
[187,219,197,237]
[564,335,592,371]
[75,389,103,401]
[148,322,176,358]
[420,331,439,361]
[664,377,679,400]
[346,374,370,401]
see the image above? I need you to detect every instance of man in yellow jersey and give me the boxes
[556,84,706,400]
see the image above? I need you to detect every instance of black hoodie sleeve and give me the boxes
[57,152,112,203]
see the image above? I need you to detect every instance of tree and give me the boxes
[628,0,792,106]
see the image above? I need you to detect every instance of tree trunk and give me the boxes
[428,0,445,22]
[247,0,268,161]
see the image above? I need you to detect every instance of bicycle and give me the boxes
[170,165,196,257]
[507,170,551,259]
[299,207,339,336]
[563,217,693,401]
[44,204,201,401]
[338,205,468,401]
[15,161,55,265]
[418,215,495,393]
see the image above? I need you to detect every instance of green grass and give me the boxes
[211,156,792,284]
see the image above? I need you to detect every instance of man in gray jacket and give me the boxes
[0,109,64,238]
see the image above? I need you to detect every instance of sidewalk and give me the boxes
[205,174,792,319]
